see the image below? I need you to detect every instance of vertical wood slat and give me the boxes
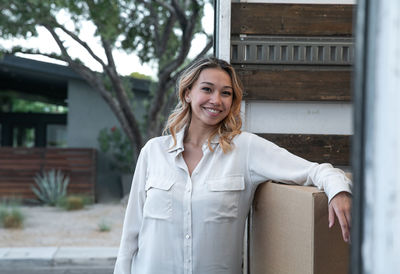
[0,148,96,200]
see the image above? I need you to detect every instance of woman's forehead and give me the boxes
[196,68,232,85]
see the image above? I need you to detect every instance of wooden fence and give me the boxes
[0,148,96,200]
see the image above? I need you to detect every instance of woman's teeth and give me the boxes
[206,108,219,113]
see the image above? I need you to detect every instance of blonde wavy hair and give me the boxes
[163,57,243,153]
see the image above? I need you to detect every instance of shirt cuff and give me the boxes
[325,175,353,203]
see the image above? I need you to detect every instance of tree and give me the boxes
[0,0,213,158]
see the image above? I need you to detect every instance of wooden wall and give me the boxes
[0,148,96,200]
[231,3,354,166]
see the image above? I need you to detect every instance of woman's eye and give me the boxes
[222,91,232,96]
[202,87,212,93]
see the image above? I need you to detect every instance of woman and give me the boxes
[114,57,352,274]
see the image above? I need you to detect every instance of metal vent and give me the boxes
[231,35,354,65]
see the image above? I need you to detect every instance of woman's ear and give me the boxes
[185,89,191,103]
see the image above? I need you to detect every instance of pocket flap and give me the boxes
[207,176,245,191]
[145,177,175,191]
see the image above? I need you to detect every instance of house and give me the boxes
[0,55,150,202]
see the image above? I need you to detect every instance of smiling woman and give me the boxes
[113,57,352,274]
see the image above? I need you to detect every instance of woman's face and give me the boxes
[186,68,233,129]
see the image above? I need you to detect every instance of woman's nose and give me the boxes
[210,92,222,105]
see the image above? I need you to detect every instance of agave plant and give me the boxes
[32,169,70,206]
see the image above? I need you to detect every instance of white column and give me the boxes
[362,1,400,273]
[215,0,231,61]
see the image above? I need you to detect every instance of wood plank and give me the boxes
[236,68,351,101]
[231,3,354,36]
[257,133,350,166]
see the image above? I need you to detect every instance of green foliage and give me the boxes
[0,91,68,113]
[98,126,134,173]
[11,100,67,113]
[98,219,111,232]
[130,72,152,81]
[59,195,84,210]
[1,0,206,64]
[32,169,69,206]
[57,194,93,210]
[0,199,24,229]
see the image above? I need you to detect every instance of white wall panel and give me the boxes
[245,101,353,134]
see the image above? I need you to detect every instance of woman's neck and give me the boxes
[184,123,216,147]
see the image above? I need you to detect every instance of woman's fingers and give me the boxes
[328,204,335,228]
[329,192,352,243]
[335,207,350,243]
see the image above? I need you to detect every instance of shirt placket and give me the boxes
[175,151,193,274]
[177,144,210,274]
[183,174,193,274]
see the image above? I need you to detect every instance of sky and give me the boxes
[1,3,214,79]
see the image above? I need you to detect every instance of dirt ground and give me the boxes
[0,202,126,247]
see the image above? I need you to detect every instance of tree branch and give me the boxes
[101,38,116,70]
[159,13,176,57]
[161,0,200,75]
[153,0,174,13]
[100,38,143,151]
[45,24,142,154]
[147,1,161,56]
[55,23,107,68]
[171,0,188,30]
[169,36,213,89]
[147,0,201,135]
[7,47,67,62]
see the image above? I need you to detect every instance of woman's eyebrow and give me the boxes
[200,81,233,89]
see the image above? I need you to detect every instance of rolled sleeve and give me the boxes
[247,133,352,202]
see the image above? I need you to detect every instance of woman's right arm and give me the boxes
[113,146,148,274]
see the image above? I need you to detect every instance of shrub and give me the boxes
[97,127,135,173]
[57,194,94,211]
[31,169,69,206]
[59,195,84,210]
[98,219,112,232]
[0,201,24,229]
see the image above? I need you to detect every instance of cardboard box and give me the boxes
[249,181,349,274]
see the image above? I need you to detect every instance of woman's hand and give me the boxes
[328,191,352,243]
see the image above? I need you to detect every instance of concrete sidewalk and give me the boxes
[0,246,118,274]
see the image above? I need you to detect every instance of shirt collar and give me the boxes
[167,128,186,153]
[167,127,220,153]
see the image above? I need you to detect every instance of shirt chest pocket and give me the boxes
[144,177,175,220]
[205,176,245,223]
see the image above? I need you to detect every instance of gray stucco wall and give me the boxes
[66,79,123,202]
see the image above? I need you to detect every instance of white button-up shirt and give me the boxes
[114,130,352,274]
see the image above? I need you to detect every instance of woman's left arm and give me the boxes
[247,133,352,242]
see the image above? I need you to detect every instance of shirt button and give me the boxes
[187,188,191,193]
[185,234,190,239]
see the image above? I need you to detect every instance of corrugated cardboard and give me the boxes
[250,181,349,274]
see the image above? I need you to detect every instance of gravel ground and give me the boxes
[0,203,126,247]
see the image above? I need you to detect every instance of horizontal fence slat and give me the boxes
[236,68,351,101]
[231,3,354,36]
[257,133,350,166]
